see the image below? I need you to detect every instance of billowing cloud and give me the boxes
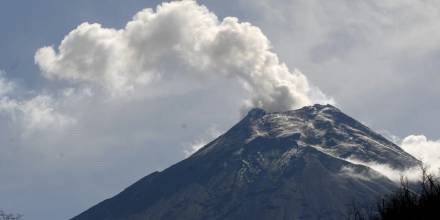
[401,135,440,174]
[35,0,332,112]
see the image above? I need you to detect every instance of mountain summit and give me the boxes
[72,104,420,220]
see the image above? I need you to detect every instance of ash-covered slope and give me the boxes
[72,104,420,220]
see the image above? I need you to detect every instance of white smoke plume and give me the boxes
[35,0,332,112]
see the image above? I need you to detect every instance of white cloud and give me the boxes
[35,0,332,112]
[401,135,440,174]
[343,133,440,183]
[184,140,208,158]
[343,134,440,183]
[183,125,223,157]
[0,70,14,96]
[346,157,421,183]
[0,71,75,134]
[0,95,76,134]
[349,134,440,181]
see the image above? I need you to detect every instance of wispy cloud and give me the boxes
[346,157,421,183]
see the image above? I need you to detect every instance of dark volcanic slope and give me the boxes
[72,104,420,220]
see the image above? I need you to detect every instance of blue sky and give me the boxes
[1,0,440,219]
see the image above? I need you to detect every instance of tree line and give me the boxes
[348,167,440,220]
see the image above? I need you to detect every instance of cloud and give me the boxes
[401,135,440,174]
[0,95,75,133]
[345,133,440,183]
[183,125,222,157]
[346,157,421,183]
[0,71,14,96]
[342,134,440,183]
[35,0,332,112]
[0,71,74,134]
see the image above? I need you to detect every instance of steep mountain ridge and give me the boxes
[72,104,420,220]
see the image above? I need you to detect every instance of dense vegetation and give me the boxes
[349,168,440,220]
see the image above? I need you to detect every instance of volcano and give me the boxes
[72,104,420,220]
